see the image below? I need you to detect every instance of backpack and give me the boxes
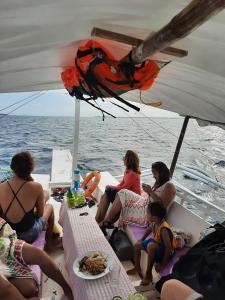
[109,228,134,261]
[172,223,225,300]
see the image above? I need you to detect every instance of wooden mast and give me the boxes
[122,0,225,64]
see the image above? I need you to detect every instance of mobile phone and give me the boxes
[79,212,89,216]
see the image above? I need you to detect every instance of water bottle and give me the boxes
[73,168,80,191]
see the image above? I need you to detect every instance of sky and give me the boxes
[0,90,179,118]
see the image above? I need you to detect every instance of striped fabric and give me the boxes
[118,190,150,227]
[60,202,136,300]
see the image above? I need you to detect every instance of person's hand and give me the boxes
[142,184,152,195]
[155,263,164,273]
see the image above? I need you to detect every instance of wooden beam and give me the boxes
[122,0,225,64]
[91,27,188,58]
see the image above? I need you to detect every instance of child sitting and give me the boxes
[127,202,176,285]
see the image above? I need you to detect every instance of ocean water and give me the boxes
[1,115,225,211]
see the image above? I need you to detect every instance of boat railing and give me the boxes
[117,168,225,225]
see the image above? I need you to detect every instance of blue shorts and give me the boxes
[18,217,46,244]
[141,238,165,263]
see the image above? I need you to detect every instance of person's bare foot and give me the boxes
[140,274,152,286]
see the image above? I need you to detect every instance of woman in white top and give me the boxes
[103,161,176,228]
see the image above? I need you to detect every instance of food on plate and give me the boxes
[79,252,107,275]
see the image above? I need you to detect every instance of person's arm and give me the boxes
[35,183,45,218]
[141,225,153,241]
[155,228,173,272]
[0,276,39,300]
[143,183,176,208]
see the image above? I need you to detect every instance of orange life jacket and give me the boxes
[61,40,161,112]
[153,220,177,249]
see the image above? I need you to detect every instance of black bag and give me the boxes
[109,228,134,261]
[172,223,225,300]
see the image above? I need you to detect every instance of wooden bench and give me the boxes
[125,201,209,278]
[50,149,72,187]
[30,174,50,288]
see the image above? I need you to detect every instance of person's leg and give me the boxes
[0,276,39,300]
[104,194,122,223]
[22,243,74,300]
[95,193,110,223]
[141,242,158,285]
[43,204,62,250]
[161,279,203,300]
[44,190,50,203]
[127,241,143,276]
[8,278,38,298]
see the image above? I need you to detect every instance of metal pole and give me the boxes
[170,116,190,178]
[72,99,80,173]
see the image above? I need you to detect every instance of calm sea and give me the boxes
[1,115,225,210]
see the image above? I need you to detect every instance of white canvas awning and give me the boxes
[0,0,225,124]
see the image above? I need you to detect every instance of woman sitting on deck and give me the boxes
[127,202,177,286]
[95,150,141,224]
[0,152,60,249]
[0,217,73,300]
[101,161,176,229]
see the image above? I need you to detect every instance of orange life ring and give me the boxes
[81,171,101,199]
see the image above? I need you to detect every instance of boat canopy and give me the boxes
[0,0,225,125]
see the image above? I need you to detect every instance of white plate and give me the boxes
[73,251,113,280]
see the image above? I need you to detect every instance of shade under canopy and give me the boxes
[0,0,225,125]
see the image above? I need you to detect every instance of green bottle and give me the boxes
[67,188,75,208]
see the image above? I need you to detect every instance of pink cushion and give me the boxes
[159,247,189,277]
[128,224,147,241]
[30,231,46,284]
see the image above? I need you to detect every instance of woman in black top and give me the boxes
[0,152,60,249]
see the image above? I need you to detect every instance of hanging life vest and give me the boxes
[61,40,161,112]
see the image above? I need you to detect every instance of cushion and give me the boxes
[128,224,147,241]
[30,231,46,284]
[159,247,190,277]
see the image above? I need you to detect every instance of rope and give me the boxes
[137,108,217,165]
[0,91,42,112]
[0,91,47,120]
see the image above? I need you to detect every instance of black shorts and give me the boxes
[105,187,118,203]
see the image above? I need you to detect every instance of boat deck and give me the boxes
[37,148,220,299]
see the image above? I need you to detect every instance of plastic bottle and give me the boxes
[66,188,75,208]
[73,168,80,191]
